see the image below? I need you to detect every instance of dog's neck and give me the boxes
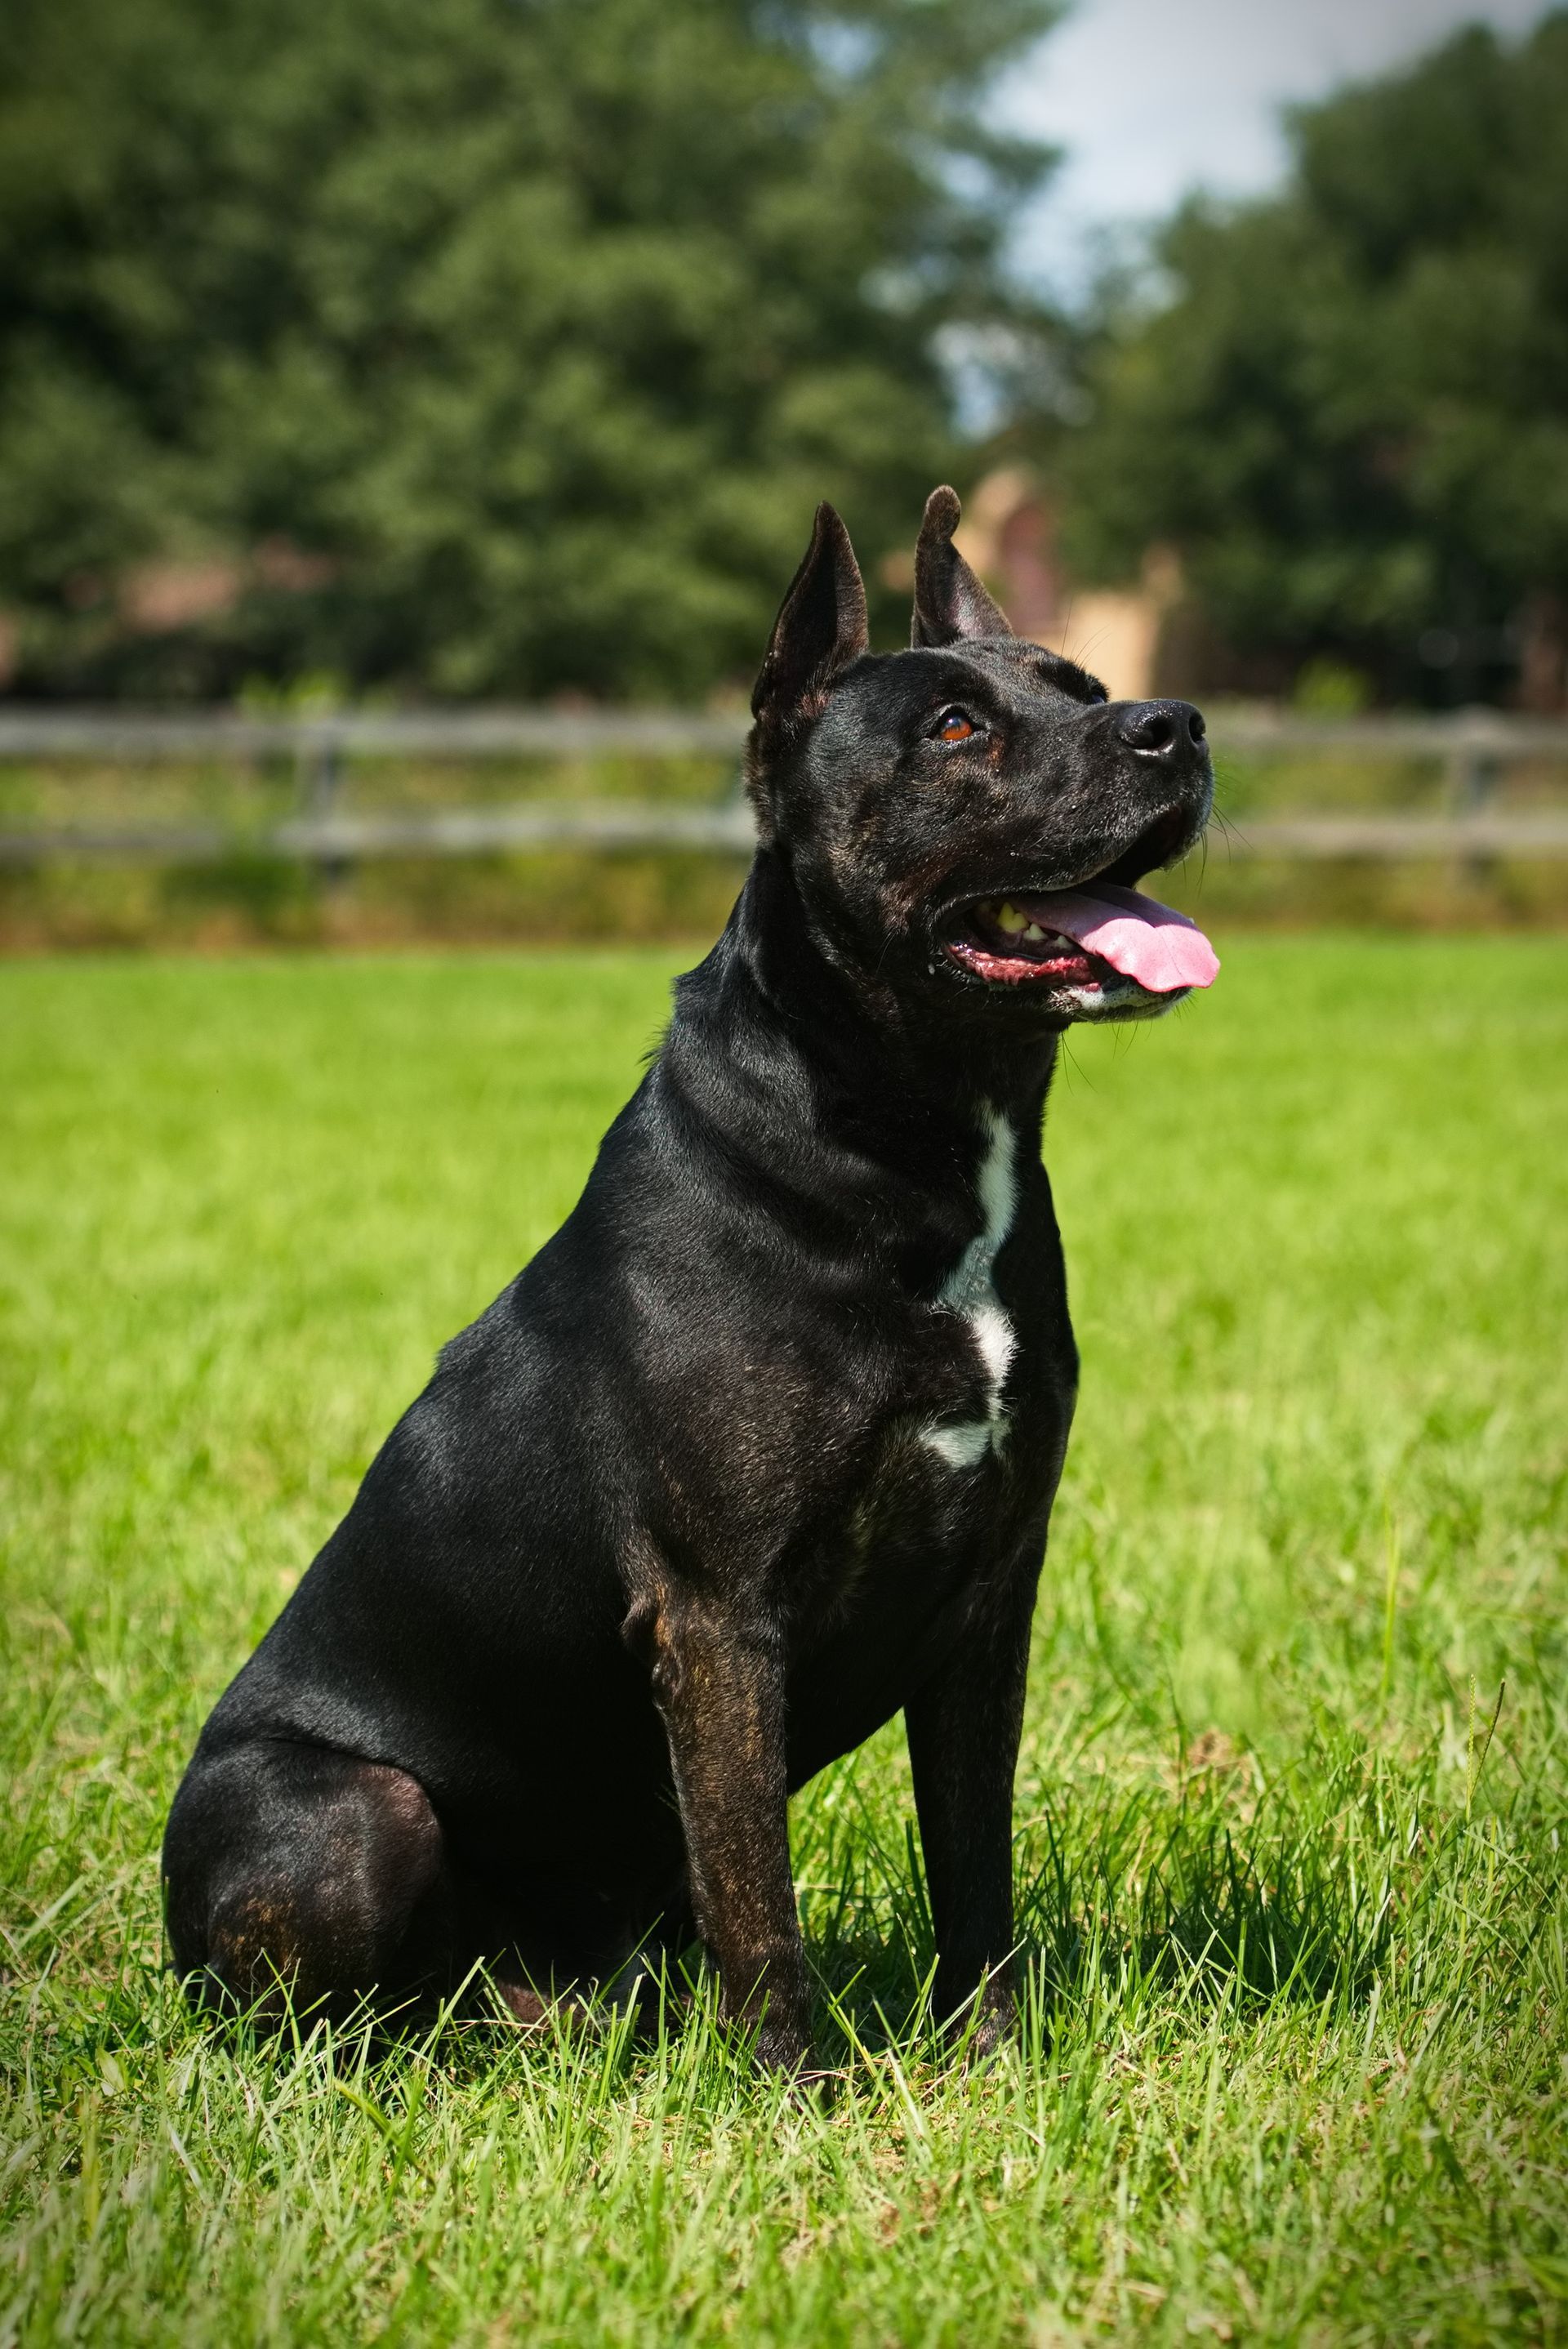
[661,849,1059,1197]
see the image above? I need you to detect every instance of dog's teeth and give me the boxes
[1021,920,1046,942]
[995,902,1028,935]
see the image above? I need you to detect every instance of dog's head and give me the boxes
[744,488,1216,1027]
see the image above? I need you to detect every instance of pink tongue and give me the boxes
[1018,883,1219,994]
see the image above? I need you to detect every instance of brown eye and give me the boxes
[936,707,974,742]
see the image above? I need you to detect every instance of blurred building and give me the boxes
[950,470,1568,713]
[949,470,1184,701]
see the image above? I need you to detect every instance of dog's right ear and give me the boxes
[750,503,869,733]
[911,484,1014,647]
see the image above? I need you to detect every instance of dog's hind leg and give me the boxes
[163,1737,446,2024]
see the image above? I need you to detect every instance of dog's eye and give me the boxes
[934,707,975,743]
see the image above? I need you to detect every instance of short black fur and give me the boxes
[163,488,1214,2066]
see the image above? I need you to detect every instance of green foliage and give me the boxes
[3,940,1567,2338]
[0,0,1058,702]
[1289,657,1373,716]
[1058,15,1568,696]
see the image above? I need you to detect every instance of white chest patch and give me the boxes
[921,1108,1018,1469]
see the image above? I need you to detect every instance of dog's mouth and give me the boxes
[938,816,1218,1015]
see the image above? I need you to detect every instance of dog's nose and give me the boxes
[1115,700,1207,761]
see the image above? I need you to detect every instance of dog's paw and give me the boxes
[751,2021,813,2075]
[493,1981,594,2035]
[945,1977,1017,2070]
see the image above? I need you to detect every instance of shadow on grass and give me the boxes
[145,1726,1419,2099]
[793,1736,1405,2061]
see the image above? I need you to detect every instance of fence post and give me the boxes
[1446,711,1502,886]
[1446,721,1499,810]
[297,729,350,893]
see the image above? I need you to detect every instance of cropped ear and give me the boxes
[911,484,1014,648]
[751,502,869,730]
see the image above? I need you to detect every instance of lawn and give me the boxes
[2,936,1566,2346]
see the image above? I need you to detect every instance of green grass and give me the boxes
[2,937,1566,2345]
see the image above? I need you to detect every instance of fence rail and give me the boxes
[2,704,1566,867]
[0,707,750,761]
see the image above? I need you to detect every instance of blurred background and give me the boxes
[2,0,1566,946]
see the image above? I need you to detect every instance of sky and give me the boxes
[1004,0,1557,294]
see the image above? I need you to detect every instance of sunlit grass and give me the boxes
[2,938,1566,2343]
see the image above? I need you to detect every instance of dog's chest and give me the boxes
[741,1103,1076,1773]
[782,1121,1066,1748]
[804,1112,1050,1613]
[917,1107,1018,1471]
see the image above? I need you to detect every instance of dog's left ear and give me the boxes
[911,485,1014,647]
[751,502,869,733]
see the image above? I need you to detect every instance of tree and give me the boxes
[1055,14,1568,706]
[0,0,1059,700]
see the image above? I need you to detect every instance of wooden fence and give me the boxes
[2,705,1566,865]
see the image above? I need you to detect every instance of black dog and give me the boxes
[163,488,1216,2067]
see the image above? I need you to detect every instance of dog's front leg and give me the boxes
[631,1589,810,2070]
[904,1566,1038,2057]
